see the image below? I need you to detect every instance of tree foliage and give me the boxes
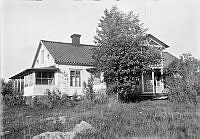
[93,6,161,96]
[1,79,14,96]
[1,79,25,107]
[164,53,200,104]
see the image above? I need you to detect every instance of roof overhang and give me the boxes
[9,66,59,79]
[147,34,170,48]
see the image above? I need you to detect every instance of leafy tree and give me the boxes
[93,6,161,98]
[164,53,200,104]
[1,79,14,96]
[1,79,25,106]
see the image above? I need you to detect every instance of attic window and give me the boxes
[41,50,44,64]
[47,54,49,60]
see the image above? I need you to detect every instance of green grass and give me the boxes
[2,98,200,139]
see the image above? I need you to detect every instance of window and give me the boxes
[41,50,44,64]
[70,70,81,87]
[35,72,54,85]
[24,73,33,87]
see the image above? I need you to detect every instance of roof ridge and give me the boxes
[41,40,95,47]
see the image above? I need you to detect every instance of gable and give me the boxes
[32,41,55,68]
[147,34,170,48]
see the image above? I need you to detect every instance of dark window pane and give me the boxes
[48,72,54,78]
[42,79,48,85]
[48,79,54,85]
[36,72,41,78]
[42,72,48,78]
[76,71,80,76]
[70,71,75,76]
[36,79,41,84]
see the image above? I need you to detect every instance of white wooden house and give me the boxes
[10,34,177,103]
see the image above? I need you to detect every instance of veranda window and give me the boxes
[70,70,81,87]
[24,73,33,87]
[35,72,54,85]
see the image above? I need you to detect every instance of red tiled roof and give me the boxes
[41,40,95,66]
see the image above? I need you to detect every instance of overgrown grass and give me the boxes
[2,98,200,139]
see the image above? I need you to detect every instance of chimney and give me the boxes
[71,34,81,46]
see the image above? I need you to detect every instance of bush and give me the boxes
[83,76,95,101]
[1,80,25,107]
[32,89,76,108]
[3,93,25,107]
[166,77,198,105]
[46,88,62,107]
[164,53,200,105]
[93,90,109,104]
[106,83,140,102]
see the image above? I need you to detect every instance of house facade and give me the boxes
[10,34,177,102]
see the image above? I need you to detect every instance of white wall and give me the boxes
[24,86,34,96]
[33,85,56,96]
[33,43,55,68]
[56,64,93,96]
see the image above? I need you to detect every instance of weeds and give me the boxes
[2,100,200,139]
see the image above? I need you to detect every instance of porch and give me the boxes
[9,67,58,96]
[140,68,164,96]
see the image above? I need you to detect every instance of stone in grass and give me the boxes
[32,131,75,139]
[73,121,104,139]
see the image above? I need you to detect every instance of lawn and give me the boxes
[2,97,200,139]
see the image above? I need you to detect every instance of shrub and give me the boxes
[1,80,25,107]
[32,89,76,108]
[1,80,14,96]
[166,77,197,105]
[3,93,25,107]
[106,83,119,95]
[83,76,95,101]
[106,83,139,102]
[164,53,200,105]
[46,88,62,108]
[93,90,109,104]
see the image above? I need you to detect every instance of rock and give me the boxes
[32,121,104,139]
[32,131,75,139]
[73,121,96,134]
[73,121,104,139]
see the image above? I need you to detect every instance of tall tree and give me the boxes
[93,6,161,95]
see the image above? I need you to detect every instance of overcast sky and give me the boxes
[1,0,200,80]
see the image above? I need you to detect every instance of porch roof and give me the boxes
[9,66,59,79]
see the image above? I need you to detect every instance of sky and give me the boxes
[1,0,200,80]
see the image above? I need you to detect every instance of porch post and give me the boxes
[161,68,164,91]
[16,79,19,92]
[13,80,15,92]
[19,78,21,93]
[141,72,144,93]
[152,69,155,94]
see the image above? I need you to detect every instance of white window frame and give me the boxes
[70,70,81,87]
